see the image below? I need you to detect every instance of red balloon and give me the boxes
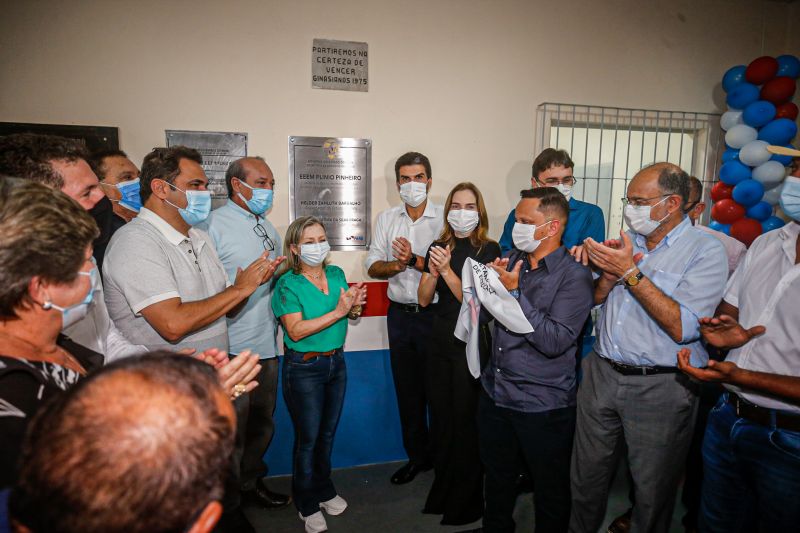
[760,77,796,105]
[711,199,746,224]
[730,218,763,247]
[745,56,779,85]
[775,102,799,121]
[710,181,735,202]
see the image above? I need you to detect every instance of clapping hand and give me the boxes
[391,237,413,265]
[584,232,644,280]
[677,348,741,384]
[191,347,261,399]
[487,257,523,291]
[698,315,766,349]
[429,245,452,277]
[335,283,367,319]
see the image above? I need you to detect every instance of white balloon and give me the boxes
[720,109,743,131]
[762,182,784,205]
[725,124,758,149]
[752,161,787,190]
[738,140,772,167]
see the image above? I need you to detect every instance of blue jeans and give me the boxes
[700,394,800,533]
[282,348,347,517]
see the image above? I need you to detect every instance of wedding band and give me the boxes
[231,383,247,399]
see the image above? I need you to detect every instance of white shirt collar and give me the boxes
[138,207,205,250]
[779,221,800,263]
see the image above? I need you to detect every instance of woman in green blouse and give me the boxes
[272,215,366,533]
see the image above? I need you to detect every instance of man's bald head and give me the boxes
[10,354,235,533]
[631,162,690,205]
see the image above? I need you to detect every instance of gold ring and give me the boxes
[231,383,247,399]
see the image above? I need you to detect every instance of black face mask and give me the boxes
[90,195,115,248]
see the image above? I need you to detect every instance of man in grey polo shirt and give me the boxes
[103,146,277,354]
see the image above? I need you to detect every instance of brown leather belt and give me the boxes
[727,392,800,432]
[302,348,339,361]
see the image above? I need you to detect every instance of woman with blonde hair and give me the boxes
[418,182,500,526]
[272,215,367,533]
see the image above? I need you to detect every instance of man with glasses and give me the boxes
[200,156,290,532]
[570,163,728,533]
[499,148,605,255]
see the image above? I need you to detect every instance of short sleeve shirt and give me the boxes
[103,208,230,353]
[272,265,349,353]
[199,200,282,358]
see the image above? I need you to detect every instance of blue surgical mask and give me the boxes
[779,176,800,222]
[236,179,273,215]
[300,242,330,266]
[116,178,142,212]
[164,182,212,226]
[46,269,96,329]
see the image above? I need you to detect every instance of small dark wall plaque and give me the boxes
[0,122,119,153]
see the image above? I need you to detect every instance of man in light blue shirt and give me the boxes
[569,163,727,533]
[200,156,288,532]
[499,148,605,254]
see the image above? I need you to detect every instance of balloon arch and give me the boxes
[713,54,799,246]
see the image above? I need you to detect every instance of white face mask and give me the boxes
[299,241,330,266]
[447,209,480,234]
[46,269,96,330]
[623,196,670,236]
[779,176,800,222]
[556,184,573,202]
[512,221,552,253]
[399,181,428,207]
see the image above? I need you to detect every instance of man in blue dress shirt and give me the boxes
[481,187,594,533]
[200,157,288,532]
[570,163,728,533]
[499,148,605,255]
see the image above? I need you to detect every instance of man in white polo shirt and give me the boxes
[199,156,289,532]
[365,151,443,485]
[103,146,275,354]
[678,171,800,532]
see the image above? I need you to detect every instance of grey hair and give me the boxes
[642,162,690,204]
[225,156,266,198]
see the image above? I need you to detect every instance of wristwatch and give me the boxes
[624,270,644,287]
[406,253,417,267]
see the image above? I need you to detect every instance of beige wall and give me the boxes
[1,0,798,280]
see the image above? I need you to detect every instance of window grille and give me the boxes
[535,103,723,236]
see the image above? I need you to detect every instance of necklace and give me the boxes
[303,269,323,280]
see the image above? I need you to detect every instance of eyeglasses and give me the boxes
[253,222,275,251]
[537,176,577,187]
[621,194,671,207]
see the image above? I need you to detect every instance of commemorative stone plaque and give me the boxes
[311,38,368,92]
[289,136,371,251]
[166,130,247,202]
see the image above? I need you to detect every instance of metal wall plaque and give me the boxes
[289,136,371,251]
[312,38,368,92]
[0,122,119,152]
[165,130,247,201]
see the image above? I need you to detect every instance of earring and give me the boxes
[42,300,53,310]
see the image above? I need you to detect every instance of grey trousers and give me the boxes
[569,352,698,533]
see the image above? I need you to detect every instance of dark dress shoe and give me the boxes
[606,507,633,533]
[390,462,432,485]
[214,507,255,533]
[242,478,292,509]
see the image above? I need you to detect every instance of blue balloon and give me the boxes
[745,201,772,221]
[709,220,731,235]
[732,179,765,207]
[742,100,777,128]
[758,118,799,146]
[761,215,786,233]
[776,55,800,79]
[721,148,740,163]
[726,82,760,109]
[719,160,751,185]
[771,144,796,165]
[722,65,747,92]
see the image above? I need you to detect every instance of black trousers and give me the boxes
[423,336,483,525]
[478,392,575,533]
[387,302,433,465]
[222,358,280,511]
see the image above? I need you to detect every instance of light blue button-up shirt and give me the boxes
[595,216,728,367]
[199,200,281,359]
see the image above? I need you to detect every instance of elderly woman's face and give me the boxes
[42,245,95,310]
[290,224,327,256]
